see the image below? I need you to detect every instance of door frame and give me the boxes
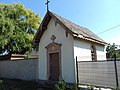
[45,42,62,81]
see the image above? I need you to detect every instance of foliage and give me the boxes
[0,3,41,54]
[112,87,120,90]
[87,85,94,90]
[55,80,66,90]
[106,43,120,58]
[55,80,78,90]
[66,84,78,90]
[0,80,8,90]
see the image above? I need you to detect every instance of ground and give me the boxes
[0,78,91,90]
[0,78,45,90]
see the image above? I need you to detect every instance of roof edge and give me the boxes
[73,34,107,45]
[33,11,107,45]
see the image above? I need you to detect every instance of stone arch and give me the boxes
[45,42,62,81]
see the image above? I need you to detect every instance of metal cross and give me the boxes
[45,0,50,12]
[51,35,56,42]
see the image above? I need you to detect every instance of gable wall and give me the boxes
[38,18,75,83]
[74,39,106,61]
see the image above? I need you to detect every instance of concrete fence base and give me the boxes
[0,59,38,81]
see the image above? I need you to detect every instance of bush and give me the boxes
[0,80,8,90]
[87,85,94,90]
[55,80,66,90]
[55,80,78,90]
[66,84,78,90]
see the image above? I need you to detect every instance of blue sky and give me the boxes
[1,0,120,45]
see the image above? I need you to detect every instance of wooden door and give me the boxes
[49,53,59,81]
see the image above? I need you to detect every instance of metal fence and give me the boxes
[77,58,120,88]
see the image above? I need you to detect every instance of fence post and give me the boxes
[114,54,119,87]
[76,56,79,90]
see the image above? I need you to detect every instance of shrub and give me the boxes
[87,85,94,90]
[0,80,8,90]
[55,80,78,90]
[55,80,66,90]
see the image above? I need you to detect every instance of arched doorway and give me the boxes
[45,42,61,81]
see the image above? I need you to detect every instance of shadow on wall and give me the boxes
[74,40,91,50]
[74,40,105,52]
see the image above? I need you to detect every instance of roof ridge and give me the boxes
[34,11,107,45]
[49,11,106,44]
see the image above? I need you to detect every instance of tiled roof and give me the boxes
[33,11,106,45]
[50,12,106,44]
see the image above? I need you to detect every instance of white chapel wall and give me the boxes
[74,39,91,61]
[74,39,106,61]
[96,45,106,60]
[39,18,75,83]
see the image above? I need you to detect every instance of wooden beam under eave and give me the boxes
[73,36,106,46]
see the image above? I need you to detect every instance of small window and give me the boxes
[66,31,68,37]
[91,45,97,61]
[55,21,58,27]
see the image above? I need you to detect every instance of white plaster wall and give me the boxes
[74,39,106,61]
[39,18,75,83]
[96,45,106,60]
[74,39,91,61]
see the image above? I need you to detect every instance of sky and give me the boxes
[0,0,120,45]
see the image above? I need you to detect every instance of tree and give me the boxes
[106,43,120,58]
[0,3,41,54]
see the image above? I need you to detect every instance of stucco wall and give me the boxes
[74,39,106,61]
[0,59,38,80]
[39,18,75,83]
[96,45,106,60]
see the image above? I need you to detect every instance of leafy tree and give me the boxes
[106,43,120,58]
[0,3,41,54]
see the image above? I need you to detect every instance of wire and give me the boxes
[97,24,120,35]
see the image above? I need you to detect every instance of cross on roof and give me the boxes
[45,0,50,12]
